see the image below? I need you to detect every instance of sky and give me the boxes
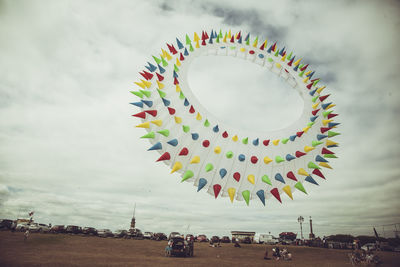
[0,0,399,238]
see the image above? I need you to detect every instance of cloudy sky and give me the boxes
[0,0,399,238]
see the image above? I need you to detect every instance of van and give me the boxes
[259,234,279,244]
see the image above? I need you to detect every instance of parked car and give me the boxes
[154,232,167,241]
[97,229,113,238]
[242,237,252,244]
[50,225,65,234]
[186,234,195,242]
[168,232,182,240]
[211,236,220,243]
[327,241,344,249]
[143,232,153,239]
[65,225,82,234]
[28,223,40,232]
[379,242,395,251]
[128,228,143,239]
[41,224,51,233]
[196,234,208,242]
[82,227,97,236]
[165,237,193,257]
[136,229,144,239]
[221,236,231,243]
[16,223,30,232]
[0,219,14,230]
[280,239,293,245]
[114,230,127,238]
[361,243,377,251]
[29,223,50,233]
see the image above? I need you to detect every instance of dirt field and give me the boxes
[0,232,399,266]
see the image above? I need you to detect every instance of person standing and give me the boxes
[273,246,281,260]
[188,237,194,256]
[264,247,270,260]
[11,221,16,233]
[24,229,30,242]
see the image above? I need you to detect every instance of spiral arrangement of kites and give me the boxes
[130,30,339,207]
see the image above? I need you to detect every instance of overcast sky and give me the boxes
[0,0,399,238]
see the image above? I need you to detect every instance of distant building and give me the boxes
[16,218,30,224]
[231,231,256,242]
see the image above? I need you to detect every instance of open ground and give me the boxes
[1,232,399,266]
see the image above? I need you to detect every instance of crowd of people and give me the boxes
[348,249,380,266]
[226,237,294,260]
[263,246,292,261]
[209,238,221,247]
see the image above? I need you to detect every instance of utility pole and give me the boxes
[298,216,304,239]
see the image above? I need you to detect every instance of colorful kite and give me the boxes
[131,30,340,206]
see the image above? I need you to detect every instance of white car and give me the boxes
[98,229,113,238]
[28,223,50,233]
[361,243,377,251]
[113,230,127,238]
[168,232,181,240]
[38,223,50,233]
[16,223,30,231]
[143,232,153,239]
[28,223,40,232]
